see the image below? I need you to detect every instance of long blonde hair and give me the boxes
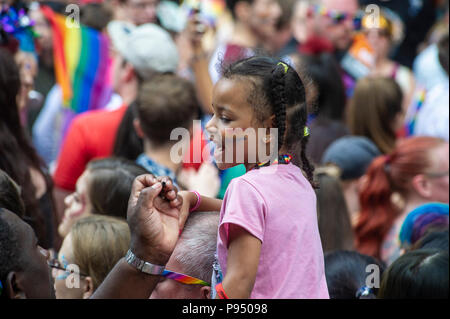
[70,215,130,290]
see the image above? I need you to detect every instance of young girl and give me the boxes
[180,56,329,299]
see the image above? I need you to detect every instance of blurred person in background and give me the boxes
[52,215,130,299]
[51,22,179,222]
[208,0,282,84]
[412,230,449,252]
[111,0,160,25]
[378,249,448,299]
[301,0,359,59]
[411,33,449,142]
[325,250,385,299]
[292,51,349,163]
[0,208,55,299]
[413,4,449,92]
[359,0,445,68]
[361,10,415,110]
[150,212,219,299]
[57,158,147,239]
[134,74,220,197]
[0,47,58,250]
[347,76,404,154]
[314,167,354,252]
[28,3,55,131]
[321,136,382,226]
[354,137,449,264]
[398,202,448,253]
[268,0,297,58]
[32,2,116,167]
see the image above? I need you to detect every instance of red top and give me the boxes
[53,105,128,191]
[53,104,210,191]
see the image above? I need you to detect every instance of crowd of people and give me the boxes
[0,0,448,299]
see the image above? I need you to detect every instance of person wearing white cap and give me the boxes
[52,22,179,222]
[110,0,161,26]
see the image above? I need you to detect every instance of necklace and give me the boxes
[254,154,293,169]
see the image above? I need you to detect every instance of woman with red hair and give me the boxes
[355,136,449,264]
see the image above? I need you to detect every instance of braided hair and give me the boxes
[222,56,316,187]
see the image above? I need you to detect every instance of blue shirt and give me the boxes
[136,154,177,184]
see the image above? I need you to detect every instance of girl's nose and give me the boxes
[205,116,217,134]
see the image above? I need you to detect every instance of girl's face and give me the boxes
[206,78,271,171]
[59,171,93,238]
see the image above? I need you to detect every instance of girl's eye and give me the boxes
[220,117,231,124]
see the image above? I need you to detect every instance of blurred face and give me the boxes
[2,210,54,299]
[206,78,270,171]
[52,233,87,299]
[150,256,210,299]
[29,8,53,52]
[126,0,160,25]
[364,28,391,61]
[316,0,359,51]
[59,171,92,238]
[292,0,314,43]
[247,0,282,42]
[425,144,450,204]
[15,51,37,111]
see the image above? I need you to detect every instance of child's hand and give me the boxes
[127,175,182,265]
[178,190,195,231]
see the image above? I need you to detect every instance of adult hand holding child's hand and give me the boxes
[127,174,183,266]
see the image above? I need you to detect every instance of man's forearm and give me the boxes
[91,258,160,299]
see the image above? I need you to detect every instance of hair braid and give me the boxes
[270,65,288,151]
[300,135,317,188]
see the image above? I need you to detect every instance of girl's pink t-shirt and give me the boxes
[217,163,329,299]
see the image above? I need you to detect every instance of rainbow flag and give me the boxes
[41,6,111,114]
[182,0,226,27]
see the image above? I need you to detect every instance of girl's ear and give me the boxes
[133,119,145,138]
[5,272,27,299]
[82,276,94,299]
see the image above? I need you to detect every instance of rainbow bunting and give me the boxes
[182,0,226,27]
[40,6,111,114]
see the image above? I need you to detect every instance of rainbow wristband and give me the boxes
[189,191,201,213]
[216,283,229,299]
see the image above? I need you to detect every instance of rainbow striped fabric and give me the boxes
[403,88,427,137]
[399,202,449,247]
[41,6,112,113]
[162,270,210,286]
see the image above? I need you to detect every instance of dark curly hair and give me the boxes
[222,56,316,187]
